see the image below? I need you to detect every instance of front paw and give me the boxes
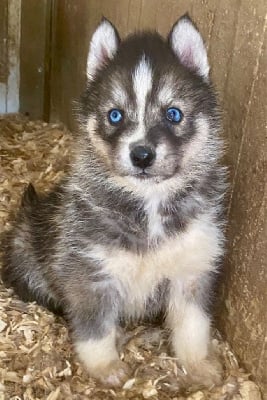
[75,329,130,386]
[94,360,131,387]
[178,356,223,389]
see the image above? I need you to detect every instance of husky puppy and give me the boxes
[1,15,226,387]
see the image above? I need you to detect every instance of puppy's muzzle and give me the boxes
[130,146,155,169]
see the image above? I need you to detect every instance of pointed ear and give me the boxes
[168,14,210,80]
[87,18,120,80]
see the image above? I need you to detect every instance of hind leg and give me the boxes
[1,230,61,314]
[1,183,64,313]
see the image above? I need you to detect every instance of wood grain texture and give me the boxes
[0,0,21,113]
[0,0,8,84]
[19,0,51,120]
[220,16,267,390]
[0,0,8,112]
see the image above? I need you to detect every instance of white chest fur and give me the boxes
[85,213,222,318]
[144,195,165,241]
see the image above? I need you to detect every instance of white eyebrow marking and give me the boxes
[110,76,128,105]
[157,76,176,104]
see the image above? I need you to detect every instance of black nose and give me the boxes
[130,146,155,169]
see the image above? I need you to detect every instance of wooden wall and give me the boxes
[19,0,52,120]
[0,0,21,113]
[24,0,267,393]
[0,0,8,111]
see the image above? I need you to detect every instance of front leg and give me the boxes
[166,278,222,388]
[75,326,130,387]
[64,282,130,386]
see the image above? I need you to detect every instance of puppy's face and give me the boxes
[80,17,219,185]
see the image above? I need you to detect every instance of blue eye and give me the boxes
[108,109,123,124]
[166,107,183,123]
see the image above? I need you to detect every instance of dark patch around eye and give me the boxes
[147,118,196,148]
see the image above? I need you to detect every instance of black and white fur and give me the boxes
[1,15,227,387]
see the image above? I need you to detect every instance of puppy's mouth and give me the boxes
[132,169,174,182]
[115,161,180,181]
[135,170,151,179]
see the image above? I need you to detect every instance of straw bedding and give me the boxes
[0,114,262,400]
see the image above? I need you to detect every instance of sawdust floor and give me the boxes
[0,114,262,400]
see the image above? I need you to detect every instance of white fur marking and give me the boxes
[133,57,153,121]
[110,79,128,105]
[157,76,176,104]
[86,115,97,134]
[181,115,209,167]
[143,185,168,241]
[116,59,153,170]
[75,329,119,372]
[132,57,153,142]
[145,196,165,240]
[168,301,210,364]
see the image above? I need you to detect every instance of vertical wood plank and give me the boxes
[219,14,267,389]
[7,0,21,113]
[19,0,51,120]
[0,0,8,113]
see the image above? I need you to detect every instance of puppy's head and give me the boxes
[79,15,220,186]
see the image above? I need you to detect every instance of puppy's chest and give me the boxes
[143,195,178,241]
[145,199,165,242]
[88,234,182,318]
[88,212,218,315]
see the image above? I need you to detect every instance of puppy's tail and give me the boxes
[21,183,39,208]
